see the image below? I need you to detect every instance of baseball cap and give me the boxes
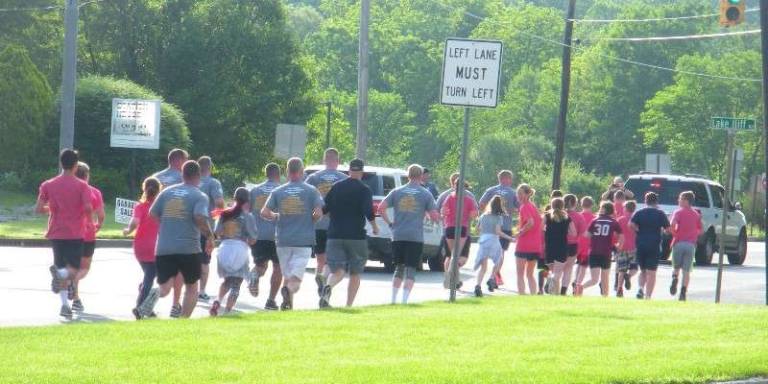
[349,158,364,172]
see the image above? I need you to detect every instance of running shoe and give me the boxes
[60,304,73,319]
[280,286,292,311]
[71,299,84,313]
[636,289,645,300]
[170,304,182,318]
[315,274,325,297]
[210,300,221,317]
[49,265,62,293]
[265,299,279,311]
[132,308,141,320]
[138,288,160,318]
[670,275,679,296]
[679,286,687,302]
[486,278,498,292]
[248,272,259,297]
[474,285,483,297]
[617,288,624,298]
[455,281,463,290]
[319,285,332,309]
[198,292,211,302]
[495,272,504,286]
[624,273,631,290]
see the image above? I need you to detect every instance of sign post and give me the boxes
[441,38,503,302]
[110,99,162,198]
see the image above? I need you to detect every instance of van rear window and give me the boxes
[624,179,710,208]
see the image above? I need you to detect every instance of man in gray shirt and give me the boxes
[478,170,519,287]
[261,157,323,310]
[197,156,225,302]
[139,160,213,319]
[248,162,282,311]
[379,164,439,304]
[304,148,348,295]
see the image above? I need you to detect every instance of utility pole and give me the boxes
[59,0,78,153]
[325,101,332,149]
[355,0,370,160]
[552,0,576,190]
[759,0,768,306]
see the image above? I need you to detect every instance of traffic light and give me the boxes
[719,0,745,27]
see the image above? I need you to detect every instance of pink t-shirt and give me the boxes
[132,201,159,263]
[83,186,104,242]
[567,210,587,245]
[578,210,595,257]
[38,174,91,240]
[614,201,625,219]
[442,193,477,229]
[516,201,542,254]
[617,215,636,251]
[671,207,702,245]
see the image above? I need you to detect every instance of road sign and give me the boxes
[711,117,756,131]
[440,38,503,108]
[645,153,671,174]
[274,124,307,159]
[110,99,161,149]
[115,198,137,225]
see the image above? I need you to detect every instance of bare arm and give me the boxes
[568,221,577,238]
[123,218,139,236]
[378,200,392,225]
[35,197,49,215]
[617,233,625,251]
[495,224,513,241]
[95,206,106,232]
[195,214,214,255]
[261,205,278,221]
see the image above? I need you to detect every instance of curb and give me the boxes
[0,239,132,248]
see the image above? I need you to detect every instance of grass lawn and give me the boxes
[0,296,766,383]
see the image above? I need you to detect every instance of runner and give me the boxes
[473,195,514,297]
[35,149,93,319]
[562,194,586,295]
[305,148,348,297]
[197,156,225,302]
[578,201,623,297]
[631,192,670,300]
[138,160,213,319]
[543,197,576,295]
[319,159,379,308]
[478,170,519,288]
[615,200,637,298]
[261,157,323,310]
[150,148,189,317]
[71,162,105,312]
[379,164,439,304]
[601,176,635,202]
[574,196,595,294]
[123,177,161,320]
[515,184,542,295]
[441,180,478,290]
[248,163,283,310]
[436,173,476,273]
[668,191,702,301]
[210,188,257,316]
[612,190,627,291]
[539,190,565,294]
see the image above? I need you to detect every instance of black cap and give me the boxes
[349,158,364,172]
[423,168,431,174]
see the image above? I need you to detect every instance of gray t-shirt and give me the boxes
[151,168,182,188]
[382,183,437,243]
[478,213,502,235]
[250,180,280,241]
[436,189,477,211]
[150,184,209,256]
[478,184,519,230]
[215,212,257,242]
[305,169,348,230]
[199,175,224,227]
[265,181,323,247]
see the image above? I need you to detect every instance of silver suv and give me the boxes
[624,173,748,265]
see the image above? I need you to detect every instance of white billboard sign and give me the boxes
[440,38,503,108]
[110,99,161,149]
[274,124,307,159]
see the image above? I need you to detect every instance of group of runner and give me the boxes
[37,147,702,320]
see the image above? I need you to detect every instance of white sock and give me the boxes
[391,287,399,304]
[402,288,411,304]
[57,268,69,279]
[59,290,69,306]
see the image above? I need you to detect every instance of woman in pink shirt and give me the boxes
[669,191,702,301]
[562,194,587,295]
[72,162,105,313]
[441,189,478,290]
[515,184,542,295]
[123,177,161,319]
[574,196,595,293]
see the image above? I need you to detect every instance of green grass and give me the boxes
[0,297,766,383]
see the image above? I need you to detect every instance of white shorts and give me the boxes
[277,247,311,279]
[216,240,250,279]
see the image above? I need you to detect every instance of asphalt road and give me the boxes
[0,242,765,327]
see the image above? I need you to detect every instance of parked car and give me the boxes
[623,173,748,265]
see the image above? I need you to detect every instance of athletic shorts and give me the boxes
[251,240,278,265]
[672,242,696,273]
[444,227,468,240]
[515,252,539,261]
[327,239,368,274]
[589,254,611,270]
[537,257,549,270]
[616,250,636,273]
[442,236,470,258]
[577,252,590,266]
[314,230,328,255]
[392,241,423,269]
[277,247,311,279]
[199,236,212,265]
[567,244,578,258]
[546,246,568,264]
[500,230,513,251]
[51,239,83,269]
[82,241,96,258]
[156,253,202,285]
[637,245,661,271]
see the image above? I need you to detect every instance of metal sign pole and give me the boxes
[715,130,734,303]
[450,107,471,302]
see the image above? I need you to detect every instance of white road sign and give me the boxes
[440,38,503,108]
[274,124,307,159]
[110,99,161,149]
[115,198,137,225]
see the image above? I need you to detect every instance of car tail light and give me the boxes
[650,178,663,189]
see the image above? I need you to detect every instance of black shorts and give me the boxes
[442,236,470,258]
[51,239,83,269]
[589,254,611,270]
[636,245,660,271]
[82,241,96,258]
[537,257,549,270]
[567,244,578,258]
[515,252,539,261]
[314,230,328,255]
[546,246,568,264]
[199,236,212,265]
[156,253,202,285]
[499,230,513,251]
[251,240,279,265]
[444,227,468,240]
[392,241,423,269]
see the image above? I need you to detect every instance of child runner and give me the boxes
[543,197,576,295]
[615,201,637,297]
[539,190,564,294]
[515,184,542,295]
[574,196,595,294]
[474,195,514,297]
[578,201,623,297]
[441,185,479,290]
[124,177,161,320]
[612,190,626,291]
[210,188,258,316]
[669,191,702,301]
[562,194,586,295]
[71,162,105,313]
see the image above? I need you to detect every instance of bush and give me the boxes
[0,172,23,192]
[518,161,609,207]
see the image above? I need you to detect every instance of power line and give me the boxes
[599,29,762,42]
[0,5,61,12]
[569,8,759,23]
